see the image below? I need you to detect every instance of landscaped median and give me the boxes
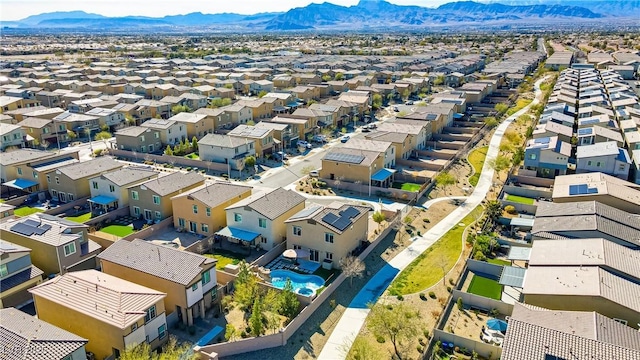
[467,146,488,187]
[388,205,484,295]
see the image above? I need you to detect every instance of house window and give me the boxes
[32,171,38,179]
[234,213,242,222]
[193,205,198,214]
[145,305,156,322]
[202,270,211,285]
[192,283,198,291]
[202,224,209,233]
[133,206,140,216]
[152,195,160,205]
[92,181,98,189]
[47,175,50,183]
[588,161,592,166]
[325,233,334,243]
[158,324,167,339]
[293,226,302,236]
[596,162,601,167]
[178,218,185,228]
[63,242,76,256]
[529,154,536,160]
[68,193,74,201]
[55,177,59,184]
[326,252,333,260]
[131,323,138,332]
[619,164,626,171]
[259,218,267,228]
[614,318,628,325]
[140,135,145,142]
[206,207,211,217]
[154,132,159,139]
[109,185,115,192]
[0,264,7,277]
[17,167,22,175]
[155,211,161,220]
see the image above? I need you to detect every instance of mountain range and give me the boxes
[2,0,638,31]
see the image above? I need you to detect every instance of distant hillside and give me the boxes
[482,0,640,17]
[18,11,106,25]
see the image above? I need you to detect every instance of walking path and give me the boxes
[318,76,549,360]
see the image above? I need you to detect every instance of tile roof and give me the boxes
[228,124,272,139]
[99,167,158,186]
[56,156,122,180]
[98,239,214,286]
[226,187,305,220]
[0,265,43,292]
[29,270,165,329]
[17,117,52,129]
[313,204,369,234]
[0,149,56,166]
[171,182,251,209]
[138,171,204,196]
[0,307,87,360]
[0,214,87,247]
[115,126,149,137]
[198,133,249,148]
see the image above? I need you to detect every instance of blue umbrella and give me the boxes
[487,318,508,332]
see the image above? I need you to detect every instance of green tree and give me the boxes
[244,155,257,173]
[191,136,198,152]
[225,324,237,341]
[346,336,377,360]
[209,98,232,108]
[435,171,457,196]
[490,155,511,173]
[67,130,77,140]
[119,336,190,360]
[263,289,282,314]
[279,278,300,321]
[322,74,332,82]
[367,302,421,360]
[335,72,344,81]
[257,90,268,98]
[401,89,410,101]
[494,103,509,116]
[484,116,499,128]
[171,104,191,115]
[372,211,386,229]
[372,94,383,110]
[165,145,173,156]
[434,75,445,86]
[94,131,112,144]
[340,256,365,286]
[234,261,260,311]
[249,297,264,337]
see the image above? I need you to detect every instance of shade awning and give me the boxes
[499,266,526,288]
[273,106,289,112]
[3,178,38,190]
[510,217,534,228]
[215,226,260,243]
[507,247,531,261]
[371,168,396,182]
[453,113,465,119]
[88,195,118,206]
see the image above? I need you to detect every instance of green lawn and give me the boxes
[388,205,484,295]
[204,250,245,270]
[467,275,503,300]
[313,267,340,282]
[14,206,44,217]
[100,225,135,237]
[65,212,92,223]
[468,146,488,187]
[185,153,200,160]
[487,258,511,266]
[505,194,535,205]
[393,182,421,192]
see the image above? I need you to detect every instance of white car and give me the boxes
[309,170,319,177]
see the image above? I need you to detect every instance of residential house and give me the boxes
[115,126,162,153]
[198,134,256,171]
[320,147,392,188]
[576,141,631,180]
[228,124,274,158]
[1,95,40,113]
[531,201,640,248]
[171,182,252,235]
[0,149,79,193]
[140,118,187,146]
[501,303,640,360]
[219,187,305,250]
[531,121,573,144]
[340,138,396,168]
[88,167,159,214]
[134,99,172,119]
[29,270,168,360]
[290,107,336,129]
[0,203,15,222]
[267,116,316,142]
[285,203,369,269]
[551,172,640,214]
[0,214,102,275]
[17,116,68,147]
[523,136,572,178]
[128,171,205,221]
[254,121,293,149]
[99,239,218,326]
[0,307,88,360]
[85,107,125,130]
[52,111,100,137]
[167,112,210,139]
[236,99,273,120]
[0,241,43,308]
[47,156,123,203]
[577,126,624,147]
[0,123,25,150]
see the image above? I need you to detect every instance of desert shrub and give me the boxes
[504,205,517,214]
[428,291,436,299]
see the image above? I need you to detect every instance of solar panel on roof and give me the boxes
[325,152,366,164]
[340,206,360,219]
[332,218,351,231]
[32,226,49,235]
[10,223,36,236]
[322,213,339,224]
[426,114,438,121]
[23,219,41,227]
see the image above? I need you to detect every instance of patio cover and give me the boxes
[273,106,289,112]
[453,113,465,119]
[215,226,260,243]
[371,168,396,182]
[510,217,534,228]
[88,195,118,206]
[3,178,38,190]
[507,247,531,261]
[499,266,526,288]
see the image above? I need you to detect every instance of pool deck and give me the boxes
[265,256,321,274]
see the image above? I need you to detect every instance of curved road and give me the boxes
[317,76,550,360]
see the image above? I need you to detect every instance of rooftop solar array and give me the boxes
[322,211,352,232]
[568,184,598,196]
[10,220,52,237]
[577,128,593,136]
[533,137,551,144]
[339,206,360,219]
[324,152,365,164]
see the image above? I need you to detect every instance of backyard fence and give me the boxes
[121,216,174,241]
[84,206,130,227]
[44,197,89,216]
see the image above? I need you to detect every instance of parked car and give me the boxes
[274,151,289,161]
[393,106,399,112]
[341,135,350,143]
[362,125,371,132]
[312,134,327,143]
[369,123,377,129]
[309,170,319,177]
[297,140,312,149]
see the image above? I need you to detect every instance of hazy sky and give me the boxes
[1,0,457,21]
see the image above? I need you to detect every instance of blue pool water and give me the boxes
[270,270,325,296]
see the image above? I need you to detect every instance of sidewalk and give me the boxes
[317,76,549,360]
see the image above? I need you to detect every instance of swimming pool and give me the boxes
[270,269,325,296]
